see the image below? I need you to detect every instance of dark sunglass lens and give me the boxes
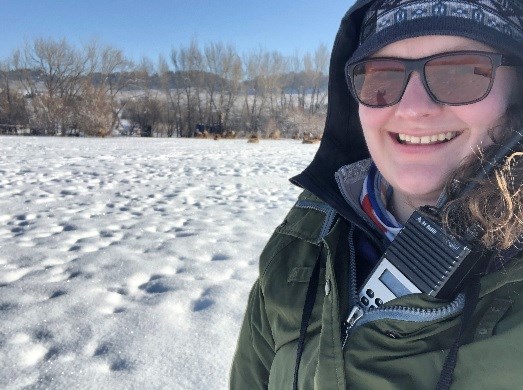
[425,54,493,104]
[353,60,406,106]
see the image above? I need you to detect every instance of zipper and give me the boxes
[342,305,364,349]
[342,293,466,349]
[342,224,363,349]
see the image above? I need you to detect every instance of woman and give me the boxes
[231,1,523,389]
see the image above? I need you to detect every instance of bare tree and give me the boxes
[74,81,113,136]
[305,44,329,114]
[14,38,87,134]
[157,55,177,137]
[86,42,134,132]
[203,42,242,132]
[125,57,164,136]
[0,58,29,129]
[171,40,205,137]
[122,96,162,137]
[264,51,287,119]
[0,37,329,139]
[203,43,222,126]
[288,52,307,112]
[242,48,270,134]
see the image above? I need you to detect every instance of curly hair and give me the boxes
[441,69,523,250]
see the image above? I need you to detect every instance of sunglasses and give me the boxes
[345,51,521,108]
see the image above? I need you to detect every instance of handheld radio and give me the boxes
[358,130,523,308]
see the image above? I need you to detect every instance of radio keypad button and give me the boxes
[366,289,375,298]
[375,298,383,307]
[360,296,370,306]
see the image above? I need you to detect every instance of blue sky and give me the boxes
[1,1,355,63]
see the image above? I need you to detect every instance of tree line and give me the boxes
[0,38,329,138]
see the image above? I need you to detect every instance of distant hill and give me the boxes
[4,69,328,94]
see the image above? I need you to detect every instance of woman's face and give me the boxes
[359,35,517,210]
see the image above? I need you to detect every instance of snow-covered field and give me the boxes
[0,137,318,389]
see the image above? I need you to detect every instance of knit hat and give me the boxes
[348,0,523,63]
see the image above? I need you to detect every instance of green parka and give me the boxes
[231,1,523,388]
[230,189,523,389]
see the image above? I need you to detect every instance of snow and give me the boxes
[0,137,319,389]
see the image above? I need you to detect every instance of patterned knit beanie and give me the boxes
[349,0,523,63]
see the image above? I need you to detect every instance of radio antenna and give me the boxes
[436,128,523,209]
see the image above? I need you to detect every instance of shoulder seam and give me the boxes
[295,199,337,243]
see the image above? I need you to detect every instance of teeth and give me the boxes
[397,131,458,144]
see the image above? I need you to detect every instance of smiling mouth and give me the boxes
[395,131,460,145]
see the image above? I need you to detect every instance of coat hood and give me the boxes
[291,0,523,215]
[291,0,375,213]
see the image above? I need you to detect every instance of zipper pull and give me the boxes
[342,305,364,349]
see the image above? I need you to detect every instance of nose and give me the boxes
[394,72,441,119]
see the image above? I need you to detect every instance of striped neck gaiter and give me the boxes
[360,163,402,241]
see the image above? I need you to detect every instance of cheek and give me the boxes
[453,94,510,134]
[358,106,392,139]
